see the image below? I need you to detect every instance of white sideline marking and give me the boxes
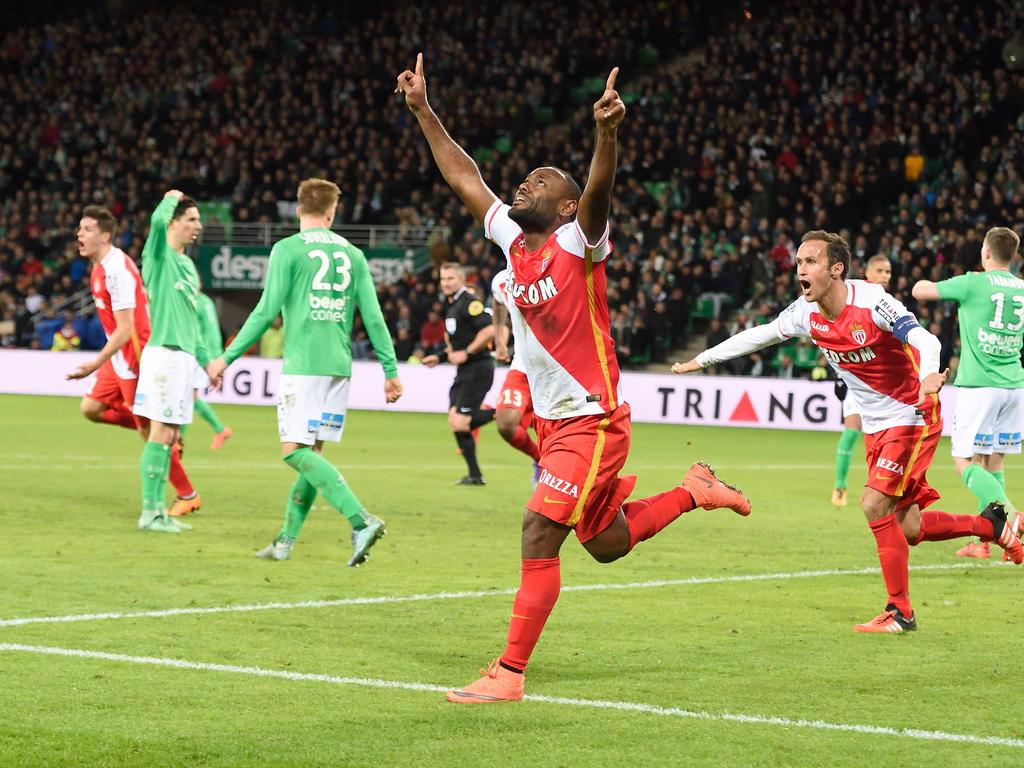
[1,642,1021,749]
[0,562,1004,629]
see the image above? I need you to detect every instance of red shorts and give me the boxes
[863,422,942,512]
[497,369,534,428]
[85,361,139,414]
[527,403,636,543]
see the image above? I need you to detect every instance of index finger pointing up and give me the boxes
[416,52,424,78]
[605,67,619,91]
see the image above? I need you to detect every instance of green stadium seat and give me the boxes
[472,147,494,164]
[494,135,513,154]
[639,45,660,68]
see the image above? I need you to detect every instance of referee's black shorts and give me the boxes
[449,358,495,413]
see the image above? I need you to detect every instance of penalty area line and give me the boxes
[0,561,1005,629]
[0,642,1021,749]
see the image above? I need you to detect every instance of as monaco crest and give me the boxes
[851,324,866,346]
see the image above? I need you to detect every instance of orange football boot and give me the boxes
[854,604,917,633]
[210,426,233,450]
[168,494,202,517]
[683,462,751,516]
[831,488,848,507]
[955,540,990,559]
[446,659,524,704]
[982,504,1023,564]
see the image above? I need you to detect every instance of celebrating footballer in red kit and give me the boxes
[398,54,751,703]
[675,232,1023,633]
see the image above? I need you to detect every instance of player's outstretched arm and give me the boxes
[577,68,625,246]
[353,250,400,382]
[912,280,941,302]
[66,308,134,380]
[221,245,289,368]
[396,53,497,223]
[671,323,787,374]
[493,302,510,363]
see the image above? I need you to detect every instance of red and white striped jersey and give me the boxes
[90,247,150,378]
[772,280,939,432]
[484,200,621,420]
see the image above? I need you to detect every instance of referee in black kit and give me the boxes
[423,262,496,485]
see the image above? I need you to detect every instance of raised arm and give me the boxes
[396,53,497,223]
[577,68,625,245]
[147,190,183,258]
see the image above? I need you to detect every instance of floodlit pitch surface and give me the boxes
[1,394,1021,767]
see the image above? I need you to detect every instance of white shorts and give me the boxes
[133,345,198,425]
[951,386,1024,458]
[842,395,860,419]
[193,365,210,392]
[278,374,350,445]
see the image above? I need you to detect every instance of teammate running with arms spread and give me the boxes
[913,226,1024,559]
[675,231,1022,633]
[398,54,750,703]
[207,179,401,567]
[68,205,200,514]
[491,267,541,486]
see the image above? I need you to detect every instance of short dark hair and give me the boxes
[801,230,851,278]
[556,168,582,202]
[171,196,199,221]
[985,227,1020,264]
[81,205,117,236]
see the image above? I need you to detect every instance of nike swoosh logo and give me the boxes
[543,496,569,505]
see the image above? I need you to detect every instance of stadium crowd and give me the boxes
[1,0,1022,379]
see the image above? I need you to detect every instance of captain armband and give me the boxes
[892,315,920,343]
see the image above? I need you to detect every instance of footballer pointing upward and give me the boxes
[399,54,750,704]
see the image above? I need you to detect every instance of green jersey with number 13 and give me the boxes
[222,228,398,378]
[937,270,1024,388]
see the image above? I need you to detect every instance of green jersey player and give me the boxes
[133,190,210,533]
[207,178,402,567]
[913,226,1024,558]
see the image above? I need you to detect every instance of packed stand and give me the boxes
[0,0,1022,381]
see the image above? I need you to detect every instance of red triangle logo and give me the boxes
[729,391,759,422]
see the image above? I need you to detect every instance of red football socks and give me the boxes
[500,557,560,673]
[869,513,911,616]
[507,425,541,461]
[100,405,137,430]
[624,487,697,551]
[167,443,194,497]
[915,510,995,544]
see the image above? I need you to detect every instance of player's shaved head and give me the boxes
[865,254,892,288]
[510,167,582,232]
[297,178,341,218]
[984,227,1020,265]
[536,166,582,202]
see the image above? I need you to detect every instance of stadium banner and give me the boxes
[196,245,430,290]
[3,349,960,434]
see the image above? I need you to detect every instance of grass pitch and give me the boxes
[0,394,1021,767]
